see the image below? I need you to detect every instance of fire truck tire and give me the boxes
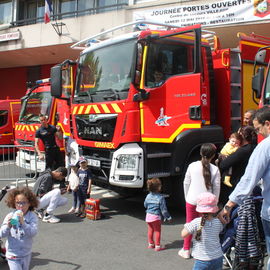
[167,149,201,207]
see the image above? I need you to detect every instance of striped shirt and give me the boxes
[185,217,224,261]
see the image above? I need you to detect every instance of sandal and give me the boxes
[80,213,86,218]
[75,212,82,217]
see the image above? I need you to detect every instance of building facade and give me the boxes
[0,0,270,99]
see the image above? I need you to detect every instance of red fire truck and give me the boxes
[0,99,21,151]
[50,21,270,202]
[14,78,73,171]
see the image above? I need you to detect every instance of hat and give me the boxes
[78,156,87,163]
[196,192,219,213]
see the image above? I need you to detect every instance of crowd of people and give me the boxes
[2,107,270,270]
[144,107,270,270]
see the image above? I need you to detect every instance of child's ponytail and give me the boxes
[200,143,217,190]
[201,157,212,190]
[195,213,208,241]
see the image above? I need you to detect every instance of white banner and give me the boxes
[133,0,270,28]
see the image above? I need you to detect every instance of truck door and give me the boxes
[0,108,11,145]
[54,62,75,138]
[139,26,206,143]
[0,100,20,145]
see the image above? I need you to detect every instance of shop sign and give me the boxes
[0,31,21,42]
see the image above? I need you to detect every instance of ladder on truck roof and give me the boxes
[71,20,217,50]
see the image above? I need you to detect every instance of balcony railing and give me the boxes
[10,3,128,27]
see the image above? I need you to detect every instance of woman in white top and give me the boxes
[178,143,221,259]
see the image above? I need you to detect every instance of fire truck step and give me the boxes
[147,153,172,158]
[147,172,171,178]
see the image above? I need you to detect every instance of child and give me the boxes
[66,164,80,214]
[179,143,220,259]
[218,132,242,187]
[181,192,224,270]
[0,187,39,270]
[76,156,92,218]
[144,178,172,251]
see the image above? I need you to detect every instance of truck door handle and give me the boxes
[189,106,201,120]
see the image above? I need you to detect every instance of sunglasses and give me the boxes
[15,201,28,206]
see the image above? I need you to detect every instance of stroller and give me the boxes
[220,196,267,270]
[0,185,9,262]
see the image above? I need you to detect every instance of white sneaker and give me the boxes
[42,214,60,223]
[35,209,44,219]
[68,207,75,213]
[178,248,191,259]
[74,207,80,214]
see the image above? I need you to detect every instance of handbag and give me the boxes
[68,171,79,190]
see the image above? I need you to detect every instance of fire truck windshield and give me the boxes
[74,39,135,102]
[19,92,52,123]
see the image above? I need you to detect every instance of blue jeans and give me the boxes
[193,257,223,270]
[78,186,87,206]
[72,190,80,208]
[262,218,270,270]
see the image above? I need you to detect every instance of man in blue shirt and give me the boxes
[221,106,270,270]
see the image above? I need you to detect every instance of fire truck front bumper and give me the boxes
[15,149,46,172]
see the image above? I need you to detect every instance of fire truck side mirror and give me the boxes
[252,67,265,99]
[255,49,266,64]
[51,65,62,98]
[20,95,27,105]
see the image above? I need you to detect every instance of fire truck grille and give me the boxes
[81,146,114,183]
[16,139,35,147]
[75,114,117,142]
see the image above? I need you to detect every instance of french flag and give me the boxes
[44,0,52,24]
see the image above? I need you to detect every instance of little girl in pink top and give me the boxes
[144,178,172,251]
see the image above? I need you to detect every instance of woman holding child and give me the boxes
[219,125,257,205]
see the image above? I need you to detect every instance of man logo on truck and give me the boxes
[84,126,102,136]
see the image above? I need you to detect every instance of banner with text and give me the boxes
[133,0,270,28]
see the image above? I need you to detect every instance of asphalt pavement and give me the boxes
[0,180,196,270]
[0,180,268,270]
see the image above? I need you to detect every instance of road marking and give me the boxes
[8,180,118,198]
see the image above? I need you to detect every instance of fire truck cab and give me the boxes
[15,78,73,172]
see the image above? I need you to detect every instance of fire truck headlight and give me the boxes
[117,154,138,170]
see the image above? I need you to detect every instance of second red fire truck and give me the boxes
[14,78,73,171]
